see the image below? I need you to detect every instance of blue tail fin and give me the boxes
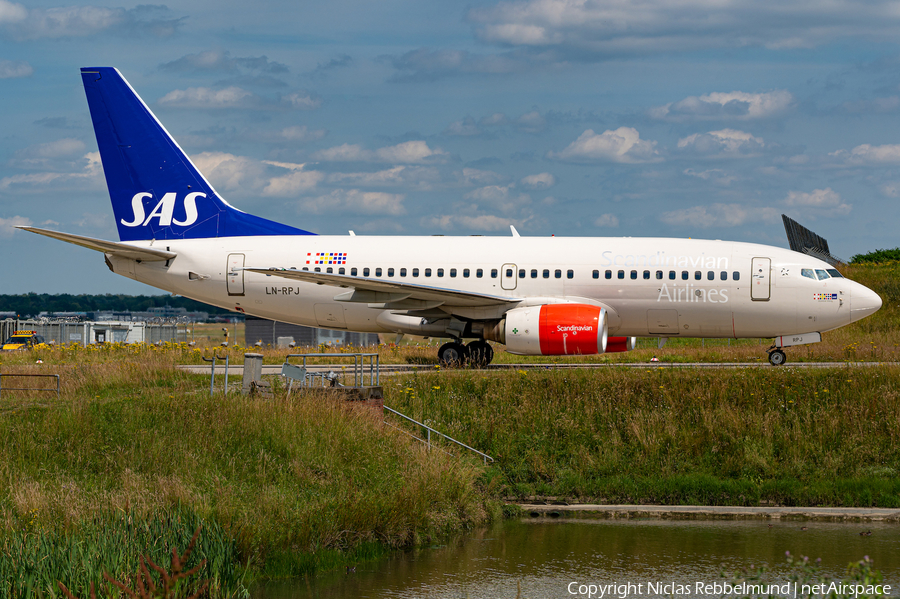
[81,67,314,241]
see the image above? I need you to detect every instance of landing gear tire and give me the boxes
[466,340,494,368]
[768,349,787,366]
[438,341,468,367]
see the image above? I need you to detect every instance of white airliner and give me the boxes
[21,68,882,366]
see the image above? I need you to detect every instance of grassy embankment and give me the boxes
[1,262,898,595]
[0,347,492,597]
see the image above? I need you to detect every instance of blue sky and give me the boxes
[2,0,900,294]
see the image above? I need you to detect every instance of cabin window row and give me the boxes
[592,269,741,281]
[304,266,492,278]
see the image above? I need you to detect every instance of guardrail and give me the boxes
[283,353,380,389]
[383,406,494,465]
[0,373,60,400]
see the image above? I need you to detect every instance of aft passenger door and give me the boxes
[227,253,245,296]
[750,257,771,301]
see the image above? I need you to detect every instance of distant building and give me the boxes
[244,316,380,348]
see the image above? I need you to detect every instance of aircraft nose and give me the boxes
[851,282,882,323]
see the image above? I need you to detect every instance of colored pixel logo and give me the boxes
[306,252,347,265]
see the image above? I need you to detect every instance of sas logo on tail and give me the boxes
[121,192,204,228]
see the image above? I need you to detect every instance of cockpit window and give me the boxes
[801,268,816,280]
[815,269,830,280]
[826,269,844,278]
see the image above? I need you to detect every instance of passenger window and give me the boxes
[504,268,512,278]
[669,271,676,280]
[425,268,432,277]
[593,270,599,279]
[518,269,525,278]
[826,269,844,278]
[643,270,650,279]
[314,267,321,272]
[302,267,309,271]
[605,270,612,279]
[351,267,358,276]
[439,268,445,277]
[567,270,574,279]
[656,270,663,280]
[630,270,637,280]
[327,267,333,273]
[450,268,457,278]
[363,267,370,276]
[552,269,559,278]
[733,271,740,281]
[544,269,550,279]
[720,271,727,281]
[387,268,394,277]
[400,268,407,276]
[707,271,714,281]
[801,268,815,280]
[476,269,483,278]
[533,269,539,279]
[491,269,498,278]
[339,267,345,275]
[694,271,701,280]
[375,268,382,277]
[463,268,470,278]
[412,268,419,277]
[681,271,689,280]
[815,269,830,280]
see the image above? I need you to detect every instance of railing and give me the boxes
[283,353,380,388]
[201,354,229,395]
[383,406,494,465]
[0,373,60,400]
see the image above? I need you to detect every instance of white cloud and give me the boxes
[784,188,852,217]
[0,59,31,78]
[191,152,267,192]
[328,165,440,188]
[594,213,619,228]
[457,168,505,186]
[0,152,102,192]
[677,129,765,157]
[652,91,793,121]
[683,168,738,186]
[464,184,531,214]
[520,172,556,189]
[263,170,326,197]
[312,140,448,164]
[550,127,660,163]
[0,0,26,24]
[830,144,900,165]
[17,138,85,159]
[424,214,519,232]
[662,203,780,228]
[159,87,255,109]
[467,0,900,57]
[280,126,326,142]
[0,215,31,237]
[301,189,406,216]
[282,91,322,110]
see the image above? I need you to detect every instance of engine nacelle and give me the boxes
[605,336,637,353]
[503,304,608,356]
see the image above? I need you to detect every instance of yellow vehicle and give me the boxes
[1,330,47,351]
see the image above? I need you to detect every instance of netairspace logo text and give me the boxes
[566,581,892,598]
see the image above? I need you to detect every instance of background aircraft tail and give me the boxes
[81,67,313,241]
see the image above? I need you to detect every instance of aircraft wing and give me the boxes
[244,267,519,308]
[18,227,177,261]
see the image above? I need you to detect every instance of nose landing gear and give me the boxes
[767,348,787,366]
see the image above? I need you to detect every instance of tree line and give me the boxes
[0,293,230,318]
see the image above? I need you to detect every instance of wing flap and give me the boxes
[245,267,518,307]
[18,227,177,261]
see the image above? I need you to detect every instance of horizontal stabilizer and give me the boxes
[18,227,176,261]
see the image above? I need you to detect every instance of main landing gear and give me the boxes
[437,340,494,368]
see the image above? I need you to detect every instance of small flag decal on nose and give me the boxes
[307,252,347,265]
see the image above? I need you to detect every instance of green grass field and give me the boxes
[1,262,898,596]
